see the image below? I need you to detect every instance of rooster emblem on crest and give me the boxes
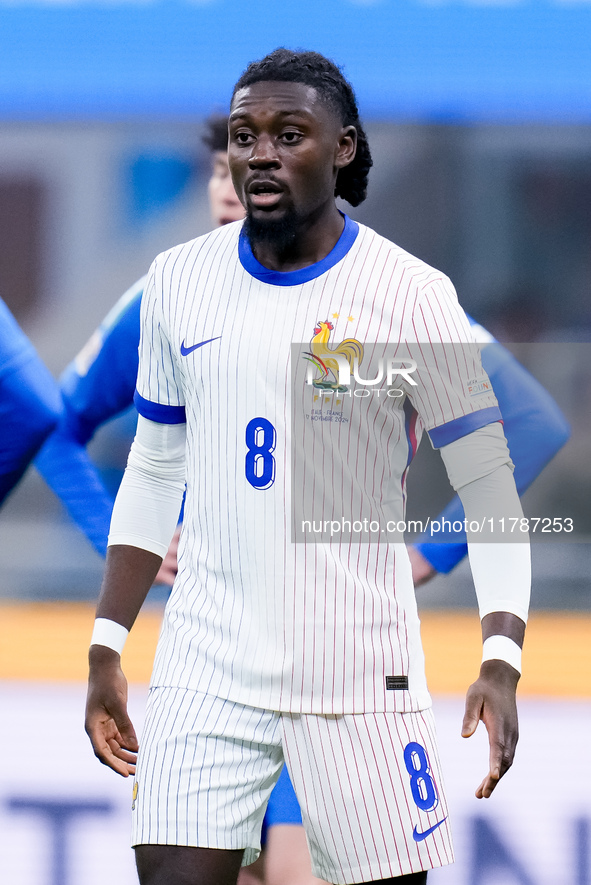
[303,321,364,391]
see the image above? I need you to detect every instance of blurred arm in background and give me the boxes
[410,319,571,585]
[34,113,245,585]
[0,297,62,505]
[35,279,144,557]
[34,280,180,586]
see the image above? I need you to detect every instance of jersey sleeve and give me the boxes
[402,276,501,445]
[35,426,114,557]
[108,416,186,557]
[134,261,186,425]
[58,285,142,443]
[34,283,144,556]
[414,341,570,573]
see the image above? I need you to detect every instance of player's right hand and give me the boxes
[85,645,138,777]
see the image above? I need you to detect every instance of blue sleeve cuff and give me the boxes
[134,391,186,424]
[428,406,502,448]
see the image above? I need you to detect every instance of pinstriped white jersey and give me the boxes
[135,216,500,714]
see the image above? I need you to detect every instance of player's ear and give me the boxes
[335,125,357,170]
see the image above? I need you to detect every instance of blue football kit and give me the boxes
[36,280,143,556]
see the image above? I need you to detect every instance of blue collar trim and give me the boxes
[238,214,359,287]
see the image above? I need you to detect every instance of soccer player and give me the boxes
[85,49,534,884]
[35,121,567,583]
[35,115,565,885]
[0,296,61,505]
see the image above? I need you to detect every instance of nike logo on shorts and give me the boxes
[412,818,447,842]
[180,336,220,356]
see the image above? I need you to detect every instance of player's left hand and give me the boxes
[461,658,520,799]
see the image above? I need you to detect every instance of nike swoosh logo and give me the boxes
[180,336,220,356]
[412,818,447,842]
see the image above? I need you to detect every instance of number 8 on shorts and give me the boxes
[403,741,439,812]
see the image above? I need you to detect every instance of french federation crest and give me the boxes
[303,321,364,391]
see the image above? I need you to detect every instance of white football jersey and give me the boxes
[135,216,500,714]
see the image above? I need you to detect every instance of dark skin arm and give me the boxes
[85,544,163,777]
[462,610,525,798]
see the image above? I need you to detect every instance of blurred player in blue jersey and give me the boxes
[39,112,568,885]
[0,297,61,505]
[408,316,571,586]
[35,116,244,584]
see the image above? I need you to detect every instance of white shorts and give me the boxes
[131,688,453,883]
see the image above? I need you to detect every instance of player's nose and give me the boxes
[248,134,280,169]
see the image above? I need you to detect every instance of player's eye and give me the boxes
[234,131,254,145]
[281,131,303,144]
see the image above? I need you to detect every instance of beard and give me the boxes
[243,204,300,255]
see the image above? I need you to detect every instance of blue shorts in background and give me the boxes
[261,765,302,844]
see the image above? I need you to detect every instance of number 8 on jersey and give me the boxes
[245,417,276,490]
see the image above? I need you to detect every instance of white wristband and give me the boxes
[482,635,522,674]
[90,618,129,656]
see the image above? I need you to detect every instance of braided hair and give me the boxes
[232,49,372,207]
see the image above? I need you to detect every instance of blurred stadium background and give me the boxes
[0,1,589,883]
